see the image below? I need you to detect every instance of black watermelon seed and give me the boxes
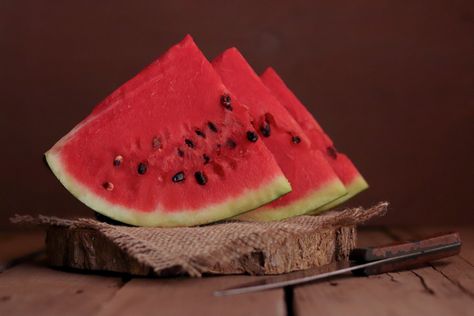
[137,162,147,175]
[260,122,271,137]
[203,154,210,164]
[177,148,184,157]
[246,131,258,142]
[113,155,123,167]
[152,137,162,149]
[208,121,218,133]
[291,136,301,144]
[327,146,338,159]
[264,113,275,124]
[194,171,207,185]
[172,171,185,183]
[195,129,206,138]
[185,139,194,148]
[220,94,233,111]
[102,182,114,191]
[226,138,237,149]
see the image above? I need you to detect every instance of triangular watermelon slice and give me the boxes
[45,36,292,227]
[212,49,347,221]
[260,67,368,211]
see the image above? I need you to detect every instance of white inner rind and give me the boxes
[311,174,369,214]
[45,150,292,227]
[236,178,347,221]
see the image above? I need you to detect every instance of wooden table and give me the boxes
[0,226,472,316]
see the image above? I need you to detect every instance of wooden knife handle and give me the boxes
[350,232,461,275]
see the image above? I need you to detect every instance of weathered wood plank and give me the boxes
[0,238,284,316]
[388,226,474,299]
[1,227,471,316]
[293,228,473,316]
[0,263,123,316]
[97,276,285,316]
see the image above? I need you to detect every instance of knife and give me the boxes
[214,232,461,296]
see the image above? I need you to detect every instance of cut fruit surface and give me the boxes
[212,49,347,221]
[45,36,291,227]
[260,67,368,211]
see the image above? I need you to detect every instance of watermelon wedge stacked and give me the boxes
[45,35,367,227]
[260,68,368,212]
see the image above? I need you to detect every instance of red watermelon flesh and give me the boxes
[260,67,368,211]
[45,36,292,227]
[212,48,347,221]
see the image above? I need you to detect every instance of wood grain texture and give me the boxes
[293,228,474,316]
[0,227,472,316]
[44,225,356,276]
[0,263,123,316]
[388,227,474,299]
[97,276,285,316]
[46,227,151,275]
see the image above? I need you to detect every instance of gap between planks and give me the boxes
[0,261,128,316]
[0,262,285,316]
[0,232,285,316]
[0,231,128,316]
[291,226,474,316]
[1,227,473,316]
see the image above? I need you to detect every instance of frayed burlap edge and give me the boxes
[11,202,387,277]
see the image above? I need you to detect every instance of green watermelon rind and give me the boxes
[236,178,346,221]
[45,150,292,227]
[310,175,369,214]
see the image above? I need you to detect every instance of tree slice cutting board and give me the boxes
[46,225,356,276]
[15,202,387,277]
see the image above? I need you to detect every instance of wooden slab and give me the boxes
[45,225,357,276]
[46,227,151,275]
[13,202,387,276]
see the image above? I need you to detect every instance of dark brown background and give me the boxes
[1,0,473,228]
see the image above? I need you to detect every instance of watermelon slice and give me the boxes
[212,49,347,221]
[260,67,368,211]
[45,36,292,227]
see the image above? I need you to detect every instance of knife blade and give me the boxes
[214,232,461,296]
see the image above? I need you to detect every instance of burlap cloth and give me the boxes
[12,202,387,277]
